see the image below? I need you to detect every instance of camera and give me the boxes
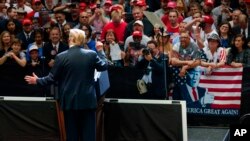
[129,42,143,50]
[199,21,206,29]
[142,48,152,56]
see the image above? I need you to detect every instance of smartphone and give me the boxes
[97,3,101,8]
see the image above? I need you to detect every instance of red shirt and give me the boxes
[167,24,179,33]
[101,21,127,43]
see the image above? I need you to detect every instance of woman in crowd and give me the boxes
[150,23,161,41]
[62,23,72,44]
[5,19,19,39]
[227,34,250,67]
[0,36,27,96]
[200,34,226,75]
[157,31,173,59]
[104,29,125,67]
[218,21,233,48]
[0,31,12,65]
[81,24,97,52]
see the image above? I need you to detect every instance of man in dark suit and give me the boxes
[231,13,250,47]
[25,28,108,141]
[16,19,35,50]
[43,27,69,69]
[53,11,68,34]
[232,13,250,38]
[182,67,214,108]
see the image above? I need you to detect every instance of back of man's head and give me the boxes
[69,29,85,46]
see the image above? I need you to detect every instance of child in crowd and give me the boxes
[8,38,26,67]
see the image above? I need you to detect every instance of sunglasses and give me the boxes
[23,24,32,26]
[35,2,41,6]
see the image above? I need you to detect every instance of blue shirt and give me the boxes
[87,39,97,52]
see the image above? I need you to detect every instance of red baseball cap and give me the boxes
[33,0,41,4]
[110,5,123,13]
[204,0,214,7]
[89,3,97,9]
[22,19,32,25]
[167,1,177,8]
[104,0,112,5]
[135,0,147,7]
[132,31,142,37]
[203,15,214,25]
[79,2,87,8]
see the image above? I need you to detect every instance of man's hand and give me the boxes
[144,54,153,62]
[205,66,213,75]
[48,59,55,67]
[121,51,126,59]
[179,65,189,77]
[231,62,243,68]
[24,73,38,85]
[96,41,104,51]
[200,93,214,106]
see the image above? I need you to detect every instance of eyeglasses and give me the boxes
[81,16,88,19]
[133,37,142,40]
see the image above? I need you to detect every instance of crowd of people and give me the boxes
[0,0,250,98]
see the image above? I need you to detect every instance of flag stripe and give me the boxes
[210,67,243,72]
[211,92,241,97]
[199,84,241,89]
[210,72,242,76]
[215,96,241,100]
[213,100,240,105]
[211,104,240,109]
[208,88,241,92]
[199,79,242,84]
[204,71,242,76]
[200,76,242,80]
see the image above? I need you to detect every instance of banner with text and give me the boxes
[174,67,242,117]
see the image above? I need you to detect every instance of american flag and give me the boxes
[199,67,243,109]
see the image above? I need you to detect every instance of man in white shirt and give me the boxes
[124,20,150,51]
[13,0,33,13]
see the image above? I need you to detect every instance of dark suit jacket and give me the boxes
[232,19,250,39]
[181,84,208,108]
[16,31,35,50]
[37,46,108,110]
[136,53,168,99]
[43,41,69,67]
